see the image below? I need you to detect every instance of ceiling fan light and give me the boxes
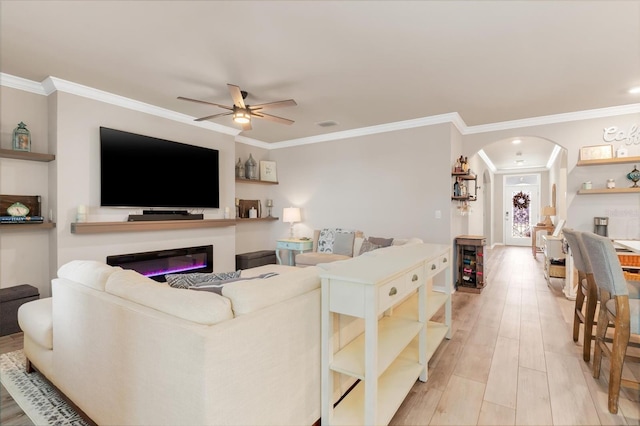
[233,109,251,124]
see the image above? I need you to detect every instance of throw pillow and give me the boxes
[359,239,382,255]
[165,271,241,289]
[317,228,353,253]
[368,236,394,247]
[189,272,279,295]
[333,232,356,256]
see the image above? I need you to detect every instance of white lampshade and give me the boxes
[282,207,301,224]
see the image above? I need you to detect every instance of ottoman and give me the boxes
[0,284,39,336]
[236,250,277,270]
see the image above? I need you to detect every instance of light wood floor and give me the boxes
[1,245,638,425]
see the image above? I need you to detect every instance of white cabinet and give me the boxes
[320,243,452,425]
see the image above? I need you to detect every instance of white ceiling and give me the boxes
[1,1,639,171]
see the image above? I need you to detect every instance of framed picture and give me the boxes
[580,144,613,161]
[260,161,278,182]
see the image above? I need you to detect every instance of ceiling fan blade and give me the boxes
[227,84,246,109]
[194,112,233,122]
[177,96,233,110]
[252,112,294,125]
[249,99,297,111]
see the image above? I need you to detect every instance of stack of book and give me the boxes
[0,216,44,224]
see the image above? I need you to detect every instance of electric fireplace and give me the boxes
[106,245,213,282]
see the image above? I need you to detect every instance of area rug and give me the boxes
[0,350,88,425]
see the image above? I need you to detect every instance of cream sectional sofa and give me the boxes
[18,261,325,426]
[295,228,423,267]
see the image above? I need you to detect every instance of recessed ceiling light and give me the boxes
[316,120,339,127]
[512,139,522,144]
[629,87,640,94]
[515,159,525,165]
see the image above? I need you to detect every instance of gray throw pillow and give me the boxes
[368,236,394,247]
[333,232,355,256]
[165,271,241,289]
[359,239,382,255]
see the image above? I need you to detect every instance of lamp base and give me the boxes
[543,216,553,226]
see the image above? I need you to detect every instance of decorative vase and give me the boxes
[12,122,31,152]
[235,157,245,179]
[245,154,257,180]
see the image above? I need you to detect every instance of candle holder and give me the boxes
[266,199,273,217]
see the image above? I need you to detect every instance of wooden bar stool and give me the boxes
[581,232,640,414]
[563,228,598,362]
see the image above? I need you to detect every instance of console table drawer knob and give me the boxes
[431,264,437,270]
[411,274,418,282]
[388,286,398,296]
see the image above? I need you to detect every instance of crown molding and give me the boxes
[464,103,640,134]
[0,73,48,95]
[3,73,639,148]
[271,112,465,149]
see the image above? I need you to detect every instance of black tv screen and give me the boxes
[100,127,220,209]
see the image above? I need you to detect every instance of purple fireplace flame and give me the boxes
[107,245,213,282]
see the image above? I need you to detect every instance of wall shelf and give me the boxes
[71,219,236,234]
[1,222,56,231]
[577,187,640,195]
[576,155,640,166]
[0,148,55,162]
[235,179,278,185]
[236,217,279,222]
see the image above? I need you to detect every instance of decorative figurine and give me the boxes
[12,122,31,152]
[235,157,245,179]
[627,165,640,188]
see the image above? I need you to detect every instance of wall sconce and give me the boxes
[282,207,301,238]
[542,205,556,226]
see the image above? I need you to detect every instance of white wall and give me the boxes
[259,124,455,246]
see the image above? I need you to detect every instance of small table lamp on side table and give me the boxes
[282,207,301,238]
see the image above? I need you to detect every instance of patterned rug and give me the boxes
[0,350,88,425]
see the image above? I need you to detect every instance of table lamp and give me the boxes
[282,207,301,238]
[542,205,556,226]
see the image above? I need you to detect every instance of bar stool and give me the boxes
[581,232,640,414]
[563,228,598,362]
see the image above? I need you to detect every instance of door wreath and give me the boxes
[512,191,530,210]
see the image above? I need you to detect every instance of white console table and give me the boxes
[319,243,452,425]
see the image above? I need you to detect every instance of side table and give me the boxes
[276,238,313,266]
[531,224,554,258]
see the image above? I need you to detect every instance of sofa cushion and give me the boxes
[188,272,279,295]
[57,260,121,291]
[295,252,352,267]
[105,269,233,325]
[222,266,320,316]
[333,232,356,256]
[367,236,394,247]
[317,228,354,253]
[359,239,382,255]
[165,271,241,289]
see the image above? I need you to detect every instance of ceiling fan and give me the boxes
[178,84,297,130]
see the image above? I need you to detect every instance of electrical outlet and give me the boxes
[435,210,442,219]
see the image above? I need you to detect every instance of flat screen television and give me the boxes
[100,127,220,209]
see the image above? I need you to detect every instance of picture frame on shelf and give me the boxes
[260,161,278,182]
[580,144,613,161]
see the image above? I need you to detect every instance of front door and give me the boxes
[504,175,540,247]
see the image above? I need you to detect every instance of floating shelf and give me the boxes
[235,179,278,185]
[0,222,56,231]
[0,148,55,162]
[576,155,640,166]
[451,172,476,180]
[236,217,279,222]
[577,187,640,195]
[71,219,236,234]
